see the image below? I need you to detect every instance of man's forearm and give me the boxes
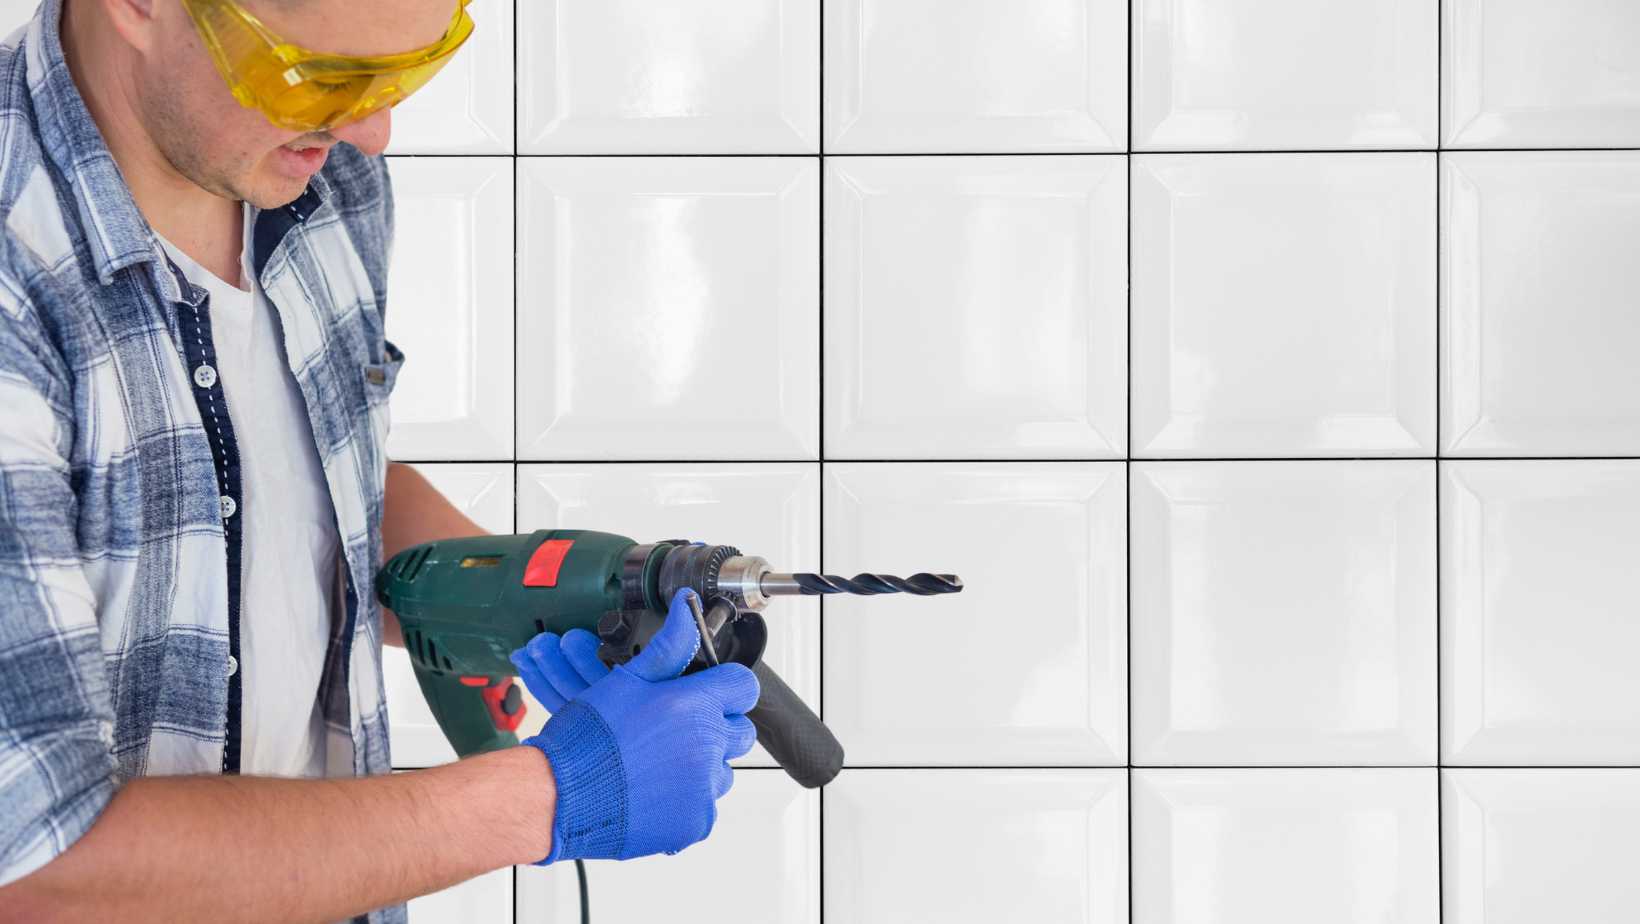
[1,747,553,924]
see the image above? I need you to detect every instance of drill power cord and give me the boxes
[574,858,589,924]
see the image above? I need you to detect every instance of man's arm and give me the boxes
[0,747,553,924]
[0,317,555,919]
[379,462,488,646]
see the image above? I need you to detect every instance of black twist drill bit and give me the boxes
[788,572,963,596]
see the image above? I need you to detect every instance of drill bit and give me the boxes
[767,572,964,597]
[712,554,964,610]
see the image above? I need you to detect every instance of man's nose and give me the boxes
[329,108,392,156]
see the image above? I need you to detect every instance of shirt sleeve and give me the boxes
[0,307,118,887]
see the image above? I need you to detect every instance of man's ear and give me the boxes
[97,0,162,54]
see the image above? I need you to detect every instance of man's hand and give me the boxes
[516,588,760,862]
[510,622,607,712]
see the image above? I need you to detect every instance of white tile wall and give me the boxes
[519,0,819,154]
[824,155,1128,458]
[1442,0,1640,149]
[1133,769,1439,924]
[387,2,515,155]
[1442,769,1640,923]
[823,0,1128,153]
[514,157,819,461]
[322,0,1640,919]
[824,463,1127,765]
[1131,153,1436,457]
[1133,0,1437,151]
[382,158,515,461]
[1440,151,1640,456]
[1441,461,1640,765]
[826,770,1129,923]
[1130,462,1437,765]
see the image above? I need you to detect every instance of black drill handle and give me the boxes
[747,661,843,788]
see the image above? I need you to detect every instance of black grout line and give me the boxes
[398,456,1640,465]
[1125,6,1136,917]
[511,0,520,915]
[836,765,1640,770]
[1435,3,1446,917]
[397,762,1640,772]
[384,146,1640,158]
[817,4,826,921]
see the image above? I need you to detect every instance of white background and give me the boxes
[10,0,1638,921]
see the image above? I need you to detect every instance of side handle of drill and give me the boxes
[747,662,842,788]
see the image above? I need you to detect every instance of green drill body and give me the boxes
[377,529,637,756]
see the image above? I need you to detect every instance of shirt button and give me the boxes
[227,655,239,678]
[219,495,237,520]
[193,363,218,389]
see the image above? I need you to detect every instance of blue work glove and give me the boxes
[510,622,608,713]
[512,589,760,864]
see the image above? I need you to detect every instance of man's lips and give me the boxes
[273,142,331,178]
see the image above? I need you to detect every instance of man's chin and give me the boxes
[239,171,318,211]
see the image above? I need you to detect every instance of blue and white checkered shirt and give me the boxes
[0,3,405,916]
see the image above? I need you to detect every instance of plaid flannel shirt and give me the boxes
[0,3,405,917]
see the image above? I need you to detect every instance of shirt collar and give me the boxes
[24,0,330,292]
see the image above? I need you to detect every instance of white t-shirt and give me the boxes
[157,208,340,778]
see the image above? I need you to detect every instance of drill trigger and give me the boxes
[479,678,526,732]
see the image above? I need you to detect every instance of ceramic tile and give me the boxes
[824,463,1127,765]
[823,0,1126,152]
[826,770,1128,924]
[1133,0,1437,150]
[1443,769,1640,924]
[1442,461,1640,764]
[383,157,514,461]
[516,157,818,460]
[520,0,818,153]
[1444,0,1640,148]
[1132,769,1439,924]
[1441,152,1640,456]
[387,0,514,154]
[1131,153,1436,457]
[1131,462,1437,765]
[824,156,1126,459]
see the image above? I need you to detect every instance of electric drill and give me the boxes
[376,529,962,787]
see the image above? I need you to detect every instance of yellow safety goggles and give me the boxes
[182,0,474,133]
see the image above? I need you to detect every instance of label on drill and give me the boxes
[522,538,575,588]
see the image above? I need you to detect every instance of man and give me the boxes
[0,0,757,920]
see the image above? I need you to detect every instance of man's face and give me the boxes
[139,0,456,208]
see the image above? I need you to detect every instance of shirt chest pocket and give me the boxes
[361,339,404,459]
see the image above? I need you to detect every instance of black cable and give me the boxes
[574,859,589,924]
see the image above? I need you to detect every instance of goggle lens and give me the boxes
[185,0,473,132]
